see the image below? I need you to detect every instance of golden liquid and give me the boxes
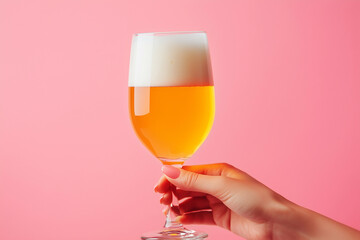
[129,86,215,164]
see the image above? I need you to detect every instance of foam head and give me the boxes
[128,31,213,87]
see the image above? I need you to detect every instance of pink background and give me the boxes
[1,0,359,239]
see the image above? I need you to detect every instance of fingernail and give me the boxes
[154,185,159,192]
[161,165,180,179]
[159,196,164,204]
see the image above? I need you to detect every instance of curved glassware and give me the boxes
[128,31,215,239]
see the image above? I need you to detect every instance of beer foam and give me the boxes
[128,32,213,87]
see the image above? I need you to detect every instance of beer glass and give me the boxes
[128,31,215,239]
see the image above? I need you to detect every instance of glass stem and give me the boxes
[164,193,182,228]
[164,164,184,229]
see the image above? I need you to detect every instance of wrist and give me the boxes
[267,194,313,240]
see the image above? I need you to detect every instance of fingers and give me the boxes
[162,166,227,198]
[154,176,170,193]
[156,163,256,214]
[182,163,248,179]
[178,197,210,214]
[177,211,215,225]
[155,178,206,198]
[155,175,206,205]
[158,189,207,205]
[154,175,208,205]
[155,163,250,196]
[160,191,172,205]
[174,189,206,200]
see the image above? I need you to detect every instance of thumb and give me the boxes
[161,165,225,198]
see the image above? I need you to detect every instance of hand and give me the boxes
[155,163,285,240]
[155,163,360,240]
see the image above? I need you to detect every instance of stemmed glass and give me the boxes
[128,31,215,239]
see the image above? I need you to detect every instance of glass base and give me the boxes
[141,226,207,240]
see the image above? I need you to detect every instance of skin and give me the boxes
[155,163,360,240]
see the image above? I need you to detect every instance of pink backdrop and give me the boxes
[1,0,359,239]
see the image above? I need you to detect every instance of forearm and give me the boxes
[270,197,360,240]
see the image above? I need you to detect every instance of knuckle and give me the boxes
[183,172,199,189]
[219,163,237,176]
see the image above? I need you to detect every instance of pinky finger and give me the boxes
[177,211,215,225]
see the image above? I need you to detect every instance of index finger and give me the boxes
[182,163,248,180]
[155,163,234,193]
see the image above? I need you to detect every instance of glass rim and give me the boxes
[133,31,207,37]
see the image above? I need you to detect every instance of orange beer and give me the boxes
[129,32,214,165]
[129,85,214,164]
